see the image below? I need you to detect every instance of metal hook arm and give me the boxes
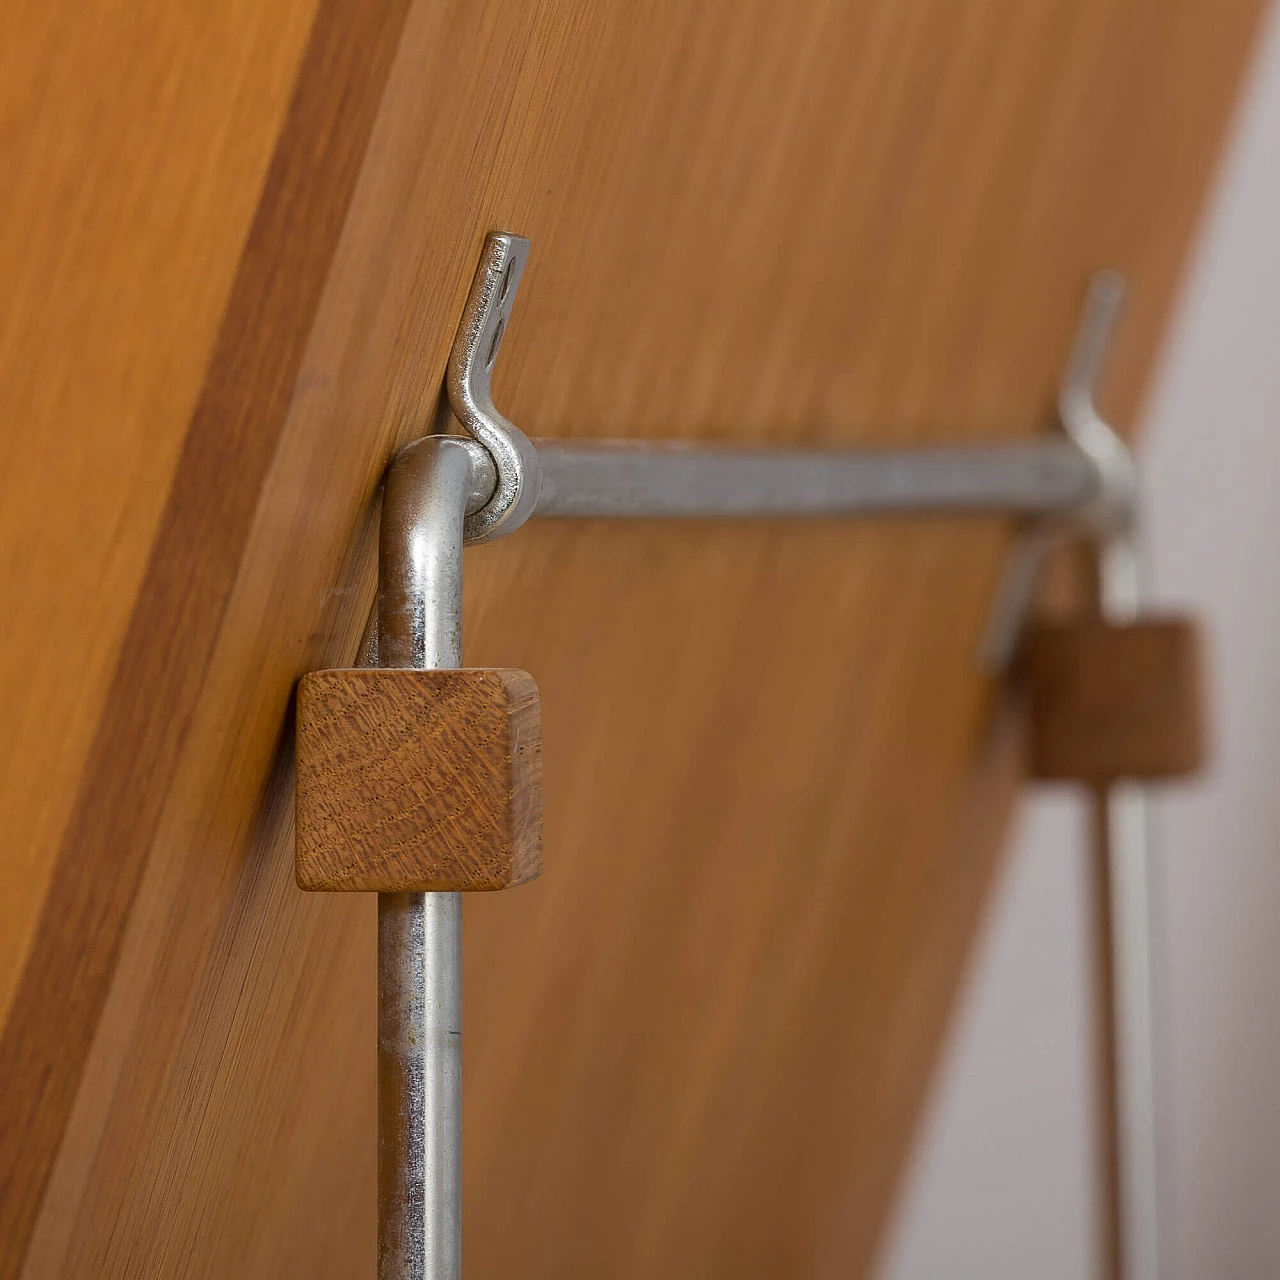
[1059,270,1137,547]
[981,270,1139,667]
[446,232,543,544]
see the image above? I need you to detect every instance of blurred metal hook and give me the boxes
[980,271,1138,667]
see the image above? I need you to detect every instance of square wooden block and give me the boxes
[295,667,542,892]
[1027,617,1204,782]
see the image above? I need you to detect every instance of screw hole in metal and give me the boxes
[486,317,505,369]
[499,261,513,302]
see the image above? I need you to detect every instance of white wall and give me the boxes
[878,5,1280,1276]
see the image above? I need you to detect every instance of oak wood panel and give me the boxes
[4,1,1263,1277]
[296,668,543,892]
[0,0,320,1022]
[0,0,411,1268]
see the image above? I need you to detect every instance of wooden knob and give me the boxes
[295,668,542,892]
[1026,616,1205,782]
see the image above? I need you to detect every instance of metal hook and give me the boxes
[1059,270,1137,544]
[441,238,1136,651]
[980,271,1138,668]
[445,232,543,544]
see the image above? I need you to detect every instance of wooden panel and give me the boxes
[0,0,412,1268]
[0,0,320,1020]
[1,1,1262,1277]
[295,668,543,892]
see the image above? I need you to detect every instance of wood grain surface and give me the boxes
[1027,617,1204,780]
[0,0,412,1269]
[0,0,320,1021]
[0,0,1263,1276]
[296,668,542,892]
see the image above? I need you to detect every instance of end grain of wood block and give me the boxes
[1027,617,1204,782]
[295,668,542,892]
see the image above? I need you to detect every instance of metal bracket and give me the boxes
[447,230,1137,669]
[446,233,542,544]
[980,270,1137,666]
[375,233,1151,1280]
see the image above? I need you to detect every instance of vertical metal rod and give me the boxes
[1096,534,1161,1280]
[1087,803,1123,1280]
[376,435,493,1280]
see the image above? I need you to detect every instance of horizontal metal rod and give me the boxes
[530,438,1098,519]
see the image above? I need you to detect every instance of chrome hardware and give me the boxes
[446,233,542,544]
[374,235,1158,1280]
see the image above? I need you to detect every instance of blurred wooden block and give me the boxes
[295,668,542,892]
[1027,617,1204,781]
